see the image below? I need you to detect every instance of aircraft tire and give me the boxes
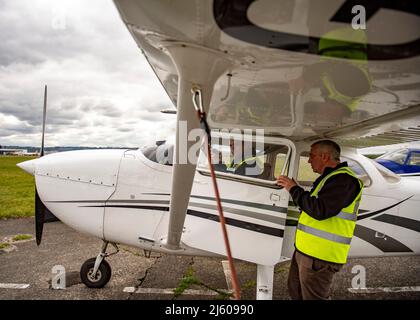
[80,258,112,288]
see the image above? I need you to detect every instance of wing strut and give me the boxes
[164,45,231,251]
[165,76,200,250]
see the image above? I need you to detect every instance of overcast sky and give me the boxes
[1,1,418,153]
[0,0,175,148]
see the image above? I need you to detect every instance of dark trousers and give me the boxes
[287,250,343,300]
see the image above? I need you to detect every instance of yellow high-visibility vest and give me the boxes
[295,167,363,264]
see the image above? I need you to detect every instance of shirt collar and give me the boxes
[322,161,349,176]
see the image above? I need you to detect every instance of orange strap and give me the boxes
[197,109,241,300]
[191,89,240,299]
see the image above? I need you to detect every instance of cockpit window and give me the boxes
[297,153,372,188]
[408,152,420,166]
[377,149,407,165]
[141,141,174,166]
[297,152,320,187]
[197,139,289,182]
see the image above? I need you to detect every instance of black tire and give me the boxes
[80,257,111,288]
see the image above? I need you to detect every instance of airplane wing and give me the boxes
[113,0,420,249]
[321,104,420,148]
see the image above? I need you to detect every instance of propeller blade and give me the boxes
[35,188,45,246]
[35,85,59,228]
[40,85,47,157]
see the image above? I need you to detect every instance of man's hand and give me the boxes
[276,175,297,192]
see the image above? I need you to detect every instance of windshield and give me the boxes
[140,141,174,166]
[369,158,401,183]
[377,149,407,165]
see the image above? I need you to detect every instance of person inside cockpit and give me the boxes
[215,138,263,177]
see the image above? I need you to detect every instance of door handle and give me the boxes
[270,193,281,202]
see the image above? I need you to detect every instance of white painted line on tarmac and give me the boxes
[221,260,233,292]
[348,286,420,294]
[123,287,218,295]
[0,283,30,289]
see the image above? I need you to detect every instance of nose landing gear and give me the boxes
[80,241,119,288]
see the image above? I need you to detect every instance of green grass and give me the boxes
[173,265,233,300]
[173,266,201,298]
[243,279,256,289]
[0,156,36,219]
[12,234,32,241]
[0,242,11,249]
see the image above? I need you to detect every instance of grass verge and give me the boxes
[0,156,36,219]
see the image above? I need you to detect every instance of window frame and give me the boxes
[407,151,420,166]
[196,132,295,188]
[378,149,407,165]
[369,158,401,183]
[341,155,373,188]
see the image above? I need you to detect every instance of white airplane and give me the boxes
[17,0,420,299]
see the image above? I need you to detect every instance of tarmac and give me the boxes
[1,217,419,301]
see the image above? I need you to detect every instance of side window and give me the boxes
[296,154,371,188]
[408,152,420,166]
[297,153,320,187]
[342,157,372,187]
[274,151,287,178]
[197,141,289,183]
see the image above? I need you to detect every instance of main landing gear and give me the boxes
[80,241,119,288]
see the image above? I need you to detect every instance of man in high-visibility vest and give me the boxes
[277,140,363,300]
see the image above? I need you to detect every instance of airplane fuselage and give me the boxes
[19,143,420,266]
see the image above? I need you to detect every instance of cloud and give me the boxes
[92,101,123,118]
[0,0,174,147]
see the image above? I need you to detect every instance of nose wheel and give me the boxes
[80,241,118,288]
[80,257,111,288]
